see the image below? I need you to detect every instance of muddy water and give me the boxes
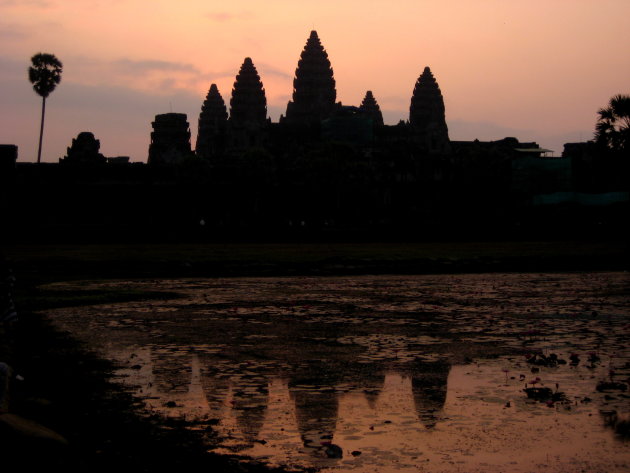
[46,273,629,472]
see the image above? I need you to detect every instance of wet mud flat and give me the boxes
[45,272,630,472]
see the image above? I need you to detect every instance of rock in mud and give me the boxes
[324,443,343,459]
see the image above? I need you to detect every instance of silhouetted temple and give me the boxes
[60,131,106,165]
[185,30,452,157]
[229,57,267,149]
[409,67,450,154]
[283,30,337,126]
[6,29,626,242]
[196,84,228,159]
[148,113,192,165]
[359,91,384,128]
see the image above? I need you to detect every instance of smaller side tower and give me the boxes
[196,84,228,159]
[359,91,384,128]
[148,113,192,165]
[229,58,268,149]
[60,132,106,165]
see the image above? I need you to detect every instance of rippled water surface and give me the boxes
[47,272,630,472]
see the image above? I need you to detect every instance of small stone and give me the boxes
[324,443,343,459]
[351,450,362,457]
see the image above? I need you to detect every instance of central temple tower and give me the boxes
[409,67,450,153]
[284,30,337,126]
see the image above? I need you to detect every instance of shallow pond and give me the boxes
[46,272,630,472]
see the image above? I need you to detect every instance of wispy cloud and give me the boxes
[113,58,200,75]
[257,63,292,81]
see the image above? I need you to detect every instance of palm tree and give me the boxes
[28,53,63,164]
[595,94,630,153]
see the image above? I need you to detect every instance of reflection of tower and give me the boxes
[229,57,268,149]
[199,359,230,419]
[231,375,270,443]
[284,30,337,126]
[410,361,451,428]
[357,371,386,409]
[148,113,192,165]
[289,385,339,449]
[196,84,228,159]
[409,67,451,154]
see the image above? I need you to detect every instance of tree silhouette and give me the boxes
[28,53,63,164]
[595,94,630,154]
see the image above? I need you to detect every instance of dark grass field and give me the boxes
[5,239,628,285]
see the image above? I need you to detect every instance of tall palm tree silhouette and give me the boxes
[28,53,63,164]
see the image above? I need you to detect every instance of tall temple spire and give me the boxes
[409,67,450,153]
[229,57,267,126]
[284,30,337,125]
[228,58,268,149]
[359,90,384,127]
[196,83,228,158]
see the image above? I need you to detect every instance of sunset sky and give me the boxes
[1,0,628,162]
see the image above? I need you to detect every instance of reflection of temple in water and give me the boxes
[130,346,451,449]
[198,360,230,419]
[408,360,450,428]
[290,385,340,450]
[231,376,269,442]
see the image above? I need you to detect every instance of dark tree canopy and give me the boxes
[28,53,63,98]
[595,94,630,153]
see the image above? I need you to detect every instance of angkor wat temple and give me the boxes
[149,30,453,165]
[1,31,627,241]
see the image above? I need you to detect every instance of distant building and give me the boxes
[148,113,192,165]
[59,132,106,165]
[0,145,17,197]
[0,144,17,170]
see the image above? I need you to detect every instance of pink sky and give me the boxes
[1,0,629,162]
